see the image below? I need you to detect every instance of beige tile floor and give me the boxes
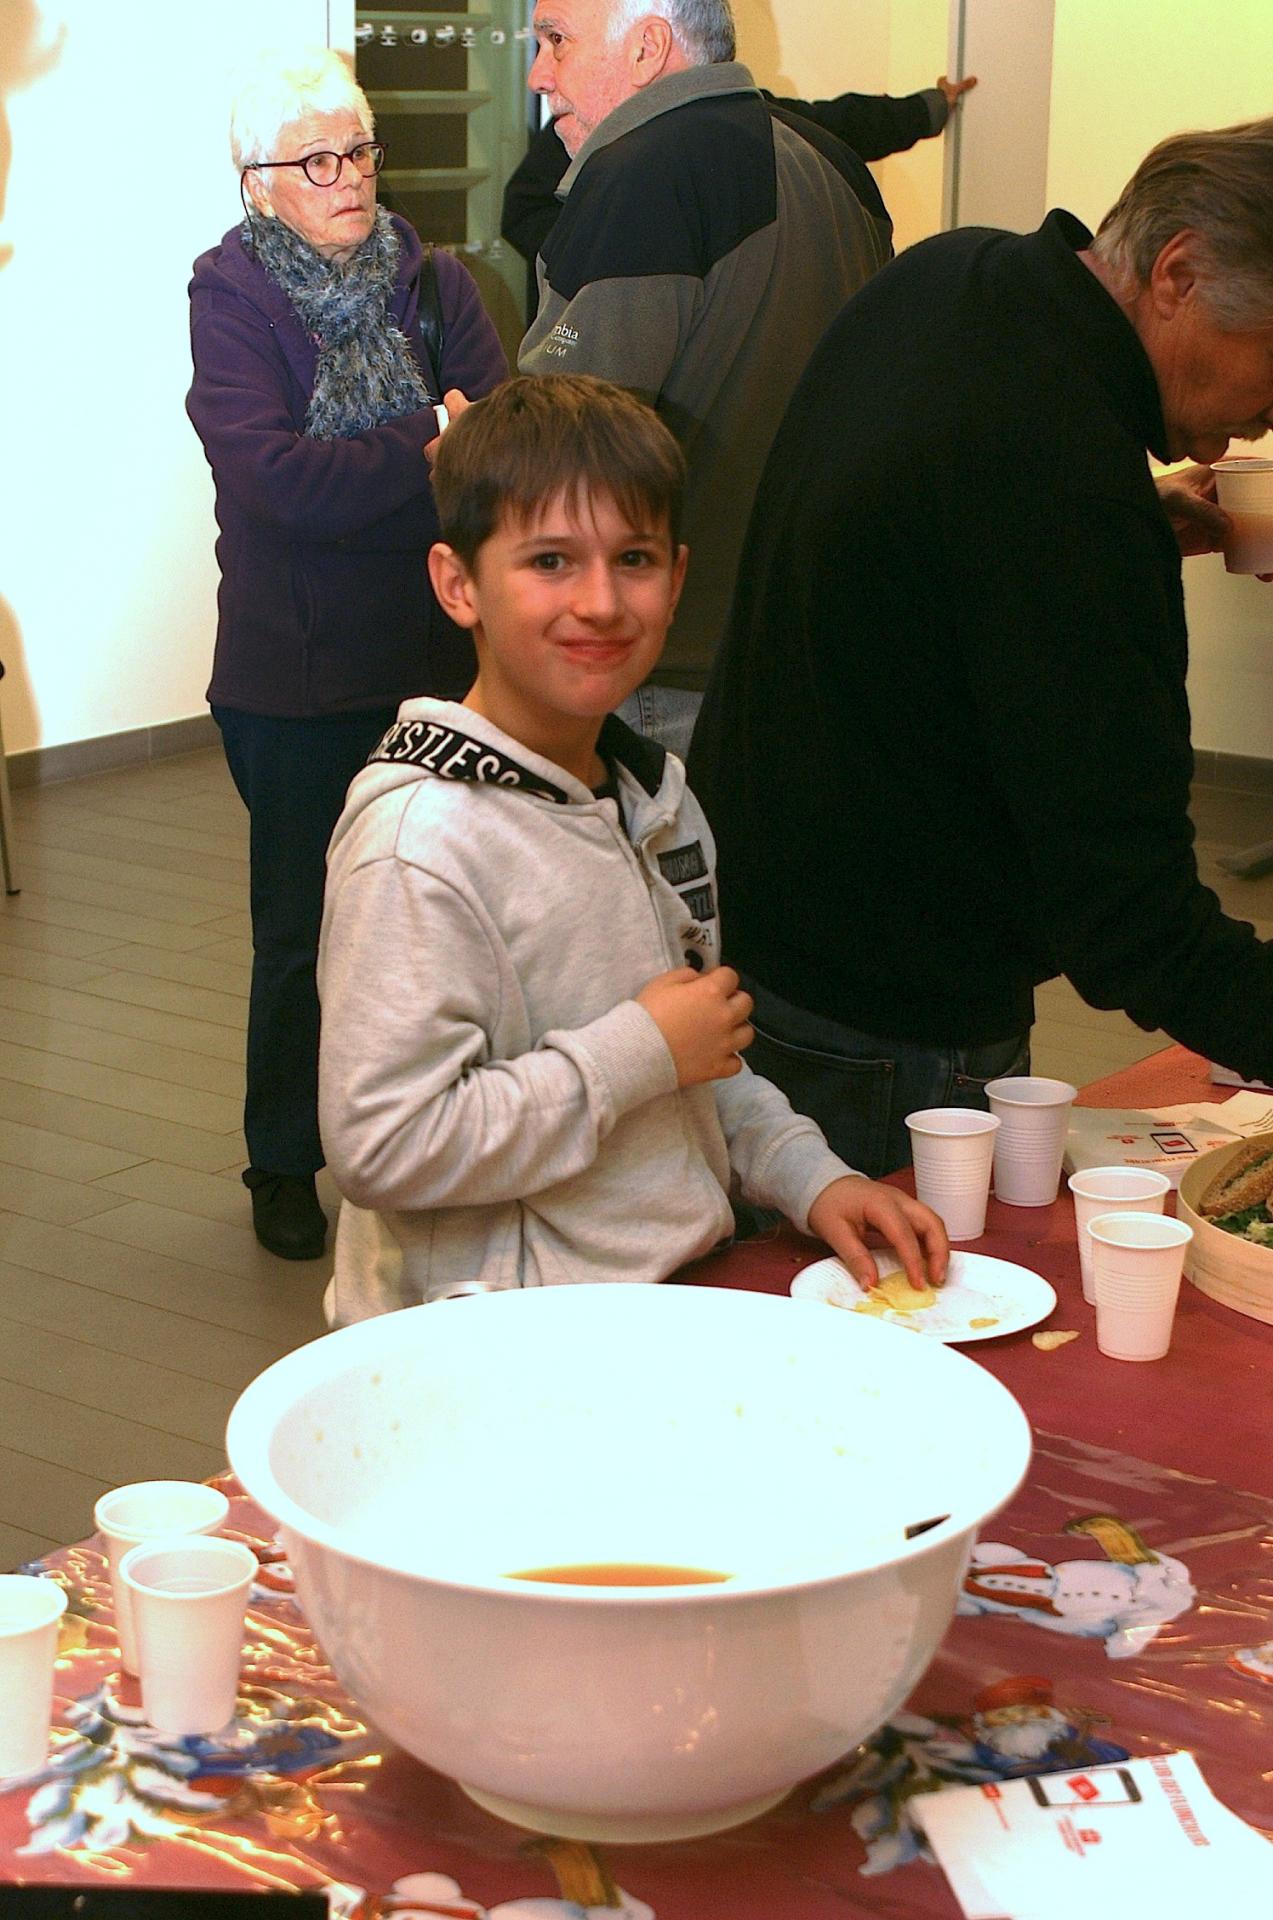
[1,747,1271,1566]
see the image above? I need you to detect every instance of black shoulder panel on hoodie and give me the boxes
[542,91,778,297]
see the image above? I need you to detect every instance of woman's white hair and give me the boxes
[230,46,374,170]
[606,0,735,64]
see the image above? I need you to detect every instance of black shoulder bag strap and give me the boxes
[417,243,446,397]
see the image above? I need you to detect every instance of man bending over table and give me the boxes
[691,118,1273,1177]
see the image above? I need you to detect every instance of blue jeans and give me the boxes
[615,685,702,760]
[743,976,1031,1180]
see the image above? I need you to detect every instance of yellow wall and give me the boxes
[734,0,949,255]
[1047,0,1273,224]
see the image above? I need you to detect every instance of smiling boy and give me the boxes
[316,376,945,1324]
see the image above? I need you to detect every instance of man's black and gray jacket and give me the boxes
[518,62,890,687]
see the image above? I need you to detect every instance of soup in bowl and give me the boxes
[227,1282,1030,1842]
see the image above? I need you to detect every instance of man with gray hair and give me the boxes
[690,120,1273,1177]
[518,0,891,754]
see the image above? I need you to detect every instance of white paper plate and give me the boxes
[790,1250,1057,1343]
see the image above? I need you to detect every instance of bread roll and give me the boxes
[1198,1137,1273,1218]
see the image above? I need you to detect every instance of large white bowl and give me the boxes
[227,1284,1030,1843]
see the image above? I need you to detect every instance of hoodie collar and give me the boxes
[367,700,673,807]
[559,61,758,195]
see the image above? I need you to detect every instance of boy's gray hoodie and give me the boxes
[317,699,853,1323]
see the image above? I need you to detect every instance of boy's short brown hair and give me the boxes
[431,374,686,565]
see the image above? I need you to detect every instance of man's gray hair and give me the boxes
[607,0,735,64]
[1091,117,1273,329]
[230,46,373,170]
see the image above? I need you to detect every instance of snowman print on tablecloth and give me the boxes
[328,1841,655,1919]
[957,1512,1195,1658]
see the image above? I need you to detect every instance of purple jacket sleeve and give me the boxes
[187,254,506,547]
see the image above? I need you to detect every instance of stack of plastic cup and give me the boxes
[1068,1166,1172,1304]
[905,1108,1000,1240]
[120,1535,258,1737]
[93,1480,230,1674]
[1212,457,1273,573]
[0,1575,68,1778]
[985,1076,1077,1206]
[1088,1211,1194,1361]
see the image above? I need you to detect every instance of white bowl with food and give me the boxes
[227,1283,1030,1843]
[1177,1136,1273,1323]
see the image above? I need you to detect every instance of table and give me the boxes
[3,1046,1270,1917]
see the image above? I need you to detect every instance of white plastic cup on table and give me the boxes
[1068,1166,1172,1304]
[905,1107,1000,1240]
[0,1575,67,1777]
[984,1076,1077,1207]
[1212,458,1273,574]
[120,1535,258,1736]
[1088,1210,1193,1361]
[94,1480,229,1675]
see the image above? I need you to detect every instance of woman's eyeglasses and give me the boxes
[245,142,387,188]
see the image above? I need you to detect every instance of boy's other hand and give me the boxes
[637,965,754,1087]
[807,1175,950,1294]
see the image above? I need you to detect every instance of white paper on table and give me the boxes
[1208,1090,1273,1138]
[1064,1104,1243,1186]
[913,1751,1273,1920]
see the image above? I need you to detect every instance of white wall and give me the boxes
[0,0,345,758]
[946,0,1053,233]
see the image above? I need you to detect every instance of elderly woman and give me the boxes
[188,48,506,1261]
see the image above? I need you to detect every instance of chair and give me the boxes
[0,659,18,895]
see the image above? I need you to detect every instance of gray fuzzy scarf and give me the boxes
[243,207,433,439]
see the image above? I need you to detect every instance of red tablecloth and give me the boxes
[3,1046,1270,1917]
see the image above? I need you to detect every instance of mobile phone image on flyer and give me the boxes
[1027,1767,1143,1809]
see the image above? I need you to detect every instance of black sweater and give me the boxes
[690,211,1273,1084]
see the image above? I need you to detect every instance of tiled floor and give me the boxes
[0,751,330,1570]
[1,747,1271,1566]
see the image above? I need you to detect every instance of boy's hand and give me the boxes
[637,966,754,1087]
[807,1175,949,1294]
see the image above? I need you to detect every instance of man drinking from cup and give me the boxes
[691,119,1273,1177]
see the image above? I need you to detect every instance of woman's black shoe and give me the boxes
[243,1168,327,1260]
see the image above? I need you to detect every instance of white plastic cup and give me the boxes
[120,1535,258,1736]
[1068,1166,1172,1304]
[905,1108,1000,1240]
[94,1481,229,1674]
[985,1076,1077,1207]
[0,1575,68,1777]
[1088,1211,1193,1361]
[1213,459,1273,573]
